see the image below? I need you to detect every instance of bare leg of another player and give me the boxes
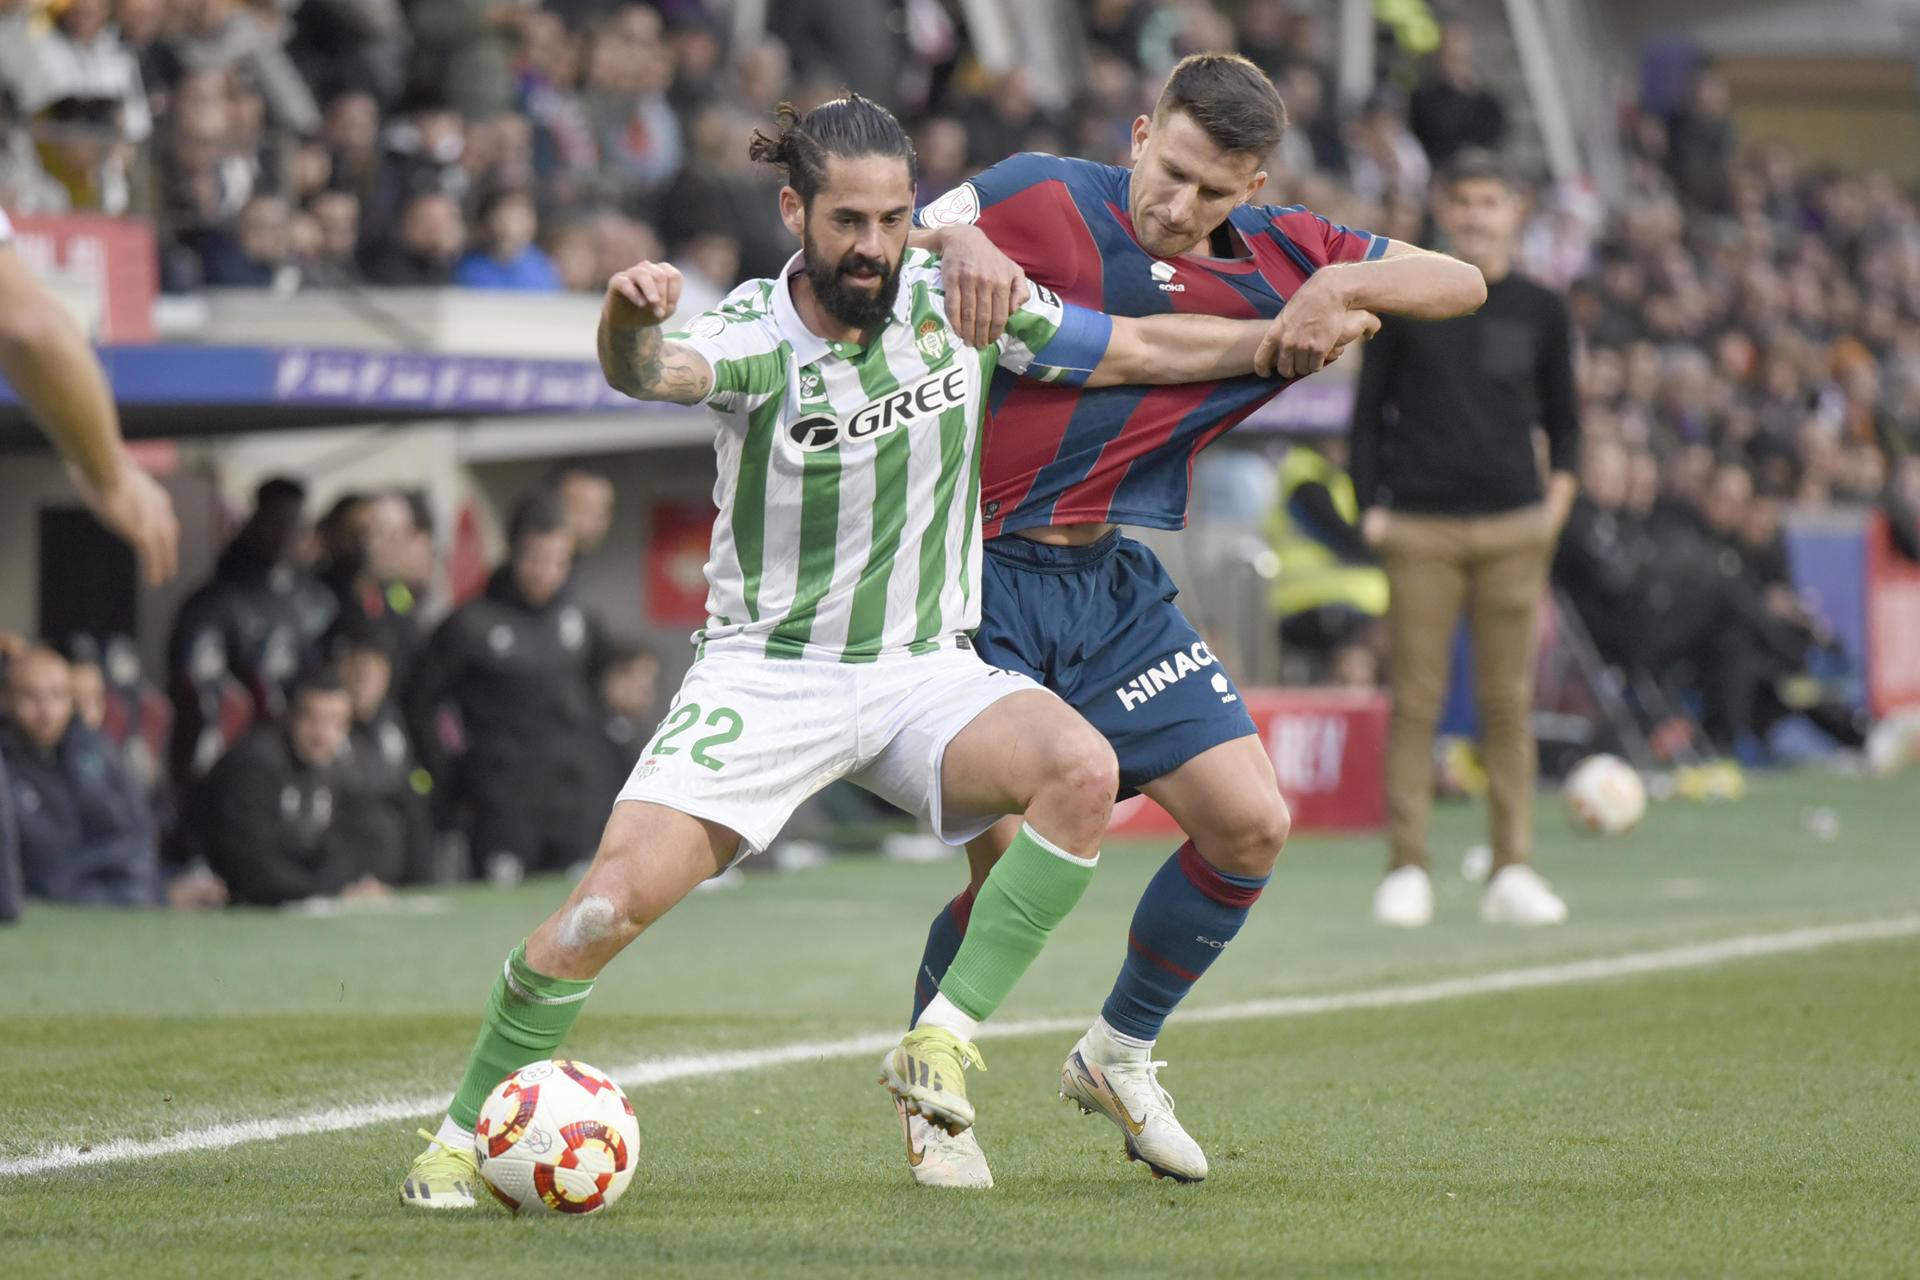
[399,800,738,1208]
[908,733,1288,1183]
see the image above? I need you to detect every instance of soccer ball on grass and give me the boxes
[1562,753,1647,836]
[474,1059,640,1215]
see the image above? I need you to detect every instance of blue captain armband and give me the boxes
[1026,304,1114,387]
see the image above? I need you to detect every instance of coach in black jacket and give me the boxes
[186,667,397,905]
[406,494,602,878]
[1350,147,1579,928]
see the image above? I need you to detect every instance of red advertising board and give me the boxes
[10,213,158,343]
[1107,686,1388,838]
[647,499,718,626]
[1865,510,1920,717]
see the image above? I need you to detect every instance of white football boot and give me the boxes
[1372,865,1434,927]
[896,1096,993,1188]
[1059,1023,1207,1183]
[1480,863,1568,925]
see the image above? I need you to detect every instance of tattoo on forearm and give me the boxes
[601,323,713,404]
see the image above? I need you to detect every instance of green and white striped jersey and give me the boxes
[668,247,1072,662]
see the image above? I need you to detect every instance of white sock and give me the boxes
[1091,1015,1153,1060]
[434,1114,475,1148]
[914,992,981,1041]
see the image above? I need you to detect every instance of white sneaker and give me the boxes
[1480,864,1568,925]
[1059,1026,1207,1183]
[1372,866,1433,927]
[896,1096,992,1188]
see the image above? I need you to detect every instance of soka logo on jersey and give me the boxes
[1150,261,1186,293]
[1114,641,1219,711]
[786,365,970,452]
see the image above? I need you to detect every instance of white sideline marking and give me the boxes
[3,914,1915,1179]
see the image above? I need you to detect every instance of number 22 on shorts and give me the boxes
[648,702,744,771]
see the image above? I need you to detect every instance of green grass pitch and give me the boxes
[2,771,1917,1278]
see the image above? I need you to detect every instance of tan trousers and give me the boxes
[1378,505,1554,872]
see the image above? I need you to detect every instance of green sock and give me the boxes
[937,825,1098,1022]
[447,942,595,1130]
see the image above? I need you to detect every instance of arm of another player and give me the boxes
[913,156,1078,347]
[0,243,179,585]
[597,261,715,405]
[1097,306,1380,387]
[1002,288,1380,388]
[1257,242,1487,379]
[912,223,1030,350]
[1006,285,1382,391]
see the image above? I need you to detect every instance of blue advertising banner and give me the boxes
[1784,514,1868,708]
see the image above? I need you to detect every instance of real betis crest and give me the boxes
[916,317,949,363]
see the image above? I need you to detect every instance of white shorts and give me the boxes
[614,638,1046,861]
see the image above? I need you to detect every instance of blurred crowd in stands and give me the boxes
[1,467,661,914]
[5,0,1920,914]
[1273,51,1920,762]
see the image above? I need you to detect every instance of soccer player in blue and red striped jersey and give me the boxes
[896,53,1487,1188]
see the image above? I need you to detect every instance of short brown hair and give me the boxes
[1154,53,1287,159]
[1439,146,1511,191]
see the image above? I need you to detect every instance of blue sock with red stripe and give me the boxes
[1101,842,1268,1042]
[910,885,976,1026]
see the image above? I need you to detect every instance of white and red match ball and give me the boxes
[473,1059,640,1216]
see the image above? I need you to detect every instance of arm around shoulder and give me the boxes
[1316,241,1487,321]
[1088,312,1278,386]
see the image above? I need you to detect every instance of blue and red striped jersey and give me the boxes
[918,152,1387,537]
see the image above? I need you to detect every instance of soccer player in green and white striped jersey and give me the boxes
[398,94,1378,1207]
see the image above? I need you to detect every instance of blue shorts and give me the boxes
[973,532,1258,796]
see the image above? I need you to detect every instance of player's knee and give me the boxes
[556,894,625,951]
[1033,722,1119,820]
[1207,793,1291,877]
[1253,792,1293,859]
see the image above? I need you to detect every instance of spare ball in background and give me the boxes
[1563,754,1647,836]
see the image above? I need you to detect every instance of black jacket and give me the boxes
[167,537,335,786]
[1350,271,1580,517]
[183,725,393,905]
[2,724,159,906]
[342,707,435,883]
[1409,78,1507,167]
[405,568,600,805]
[1553,497,1658,666]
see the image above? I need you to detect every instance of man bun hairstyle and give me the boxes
[748,92,917,205]
[1155,52,1287,159]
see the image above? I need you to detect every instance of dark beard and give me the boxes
[802,228,903,331]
